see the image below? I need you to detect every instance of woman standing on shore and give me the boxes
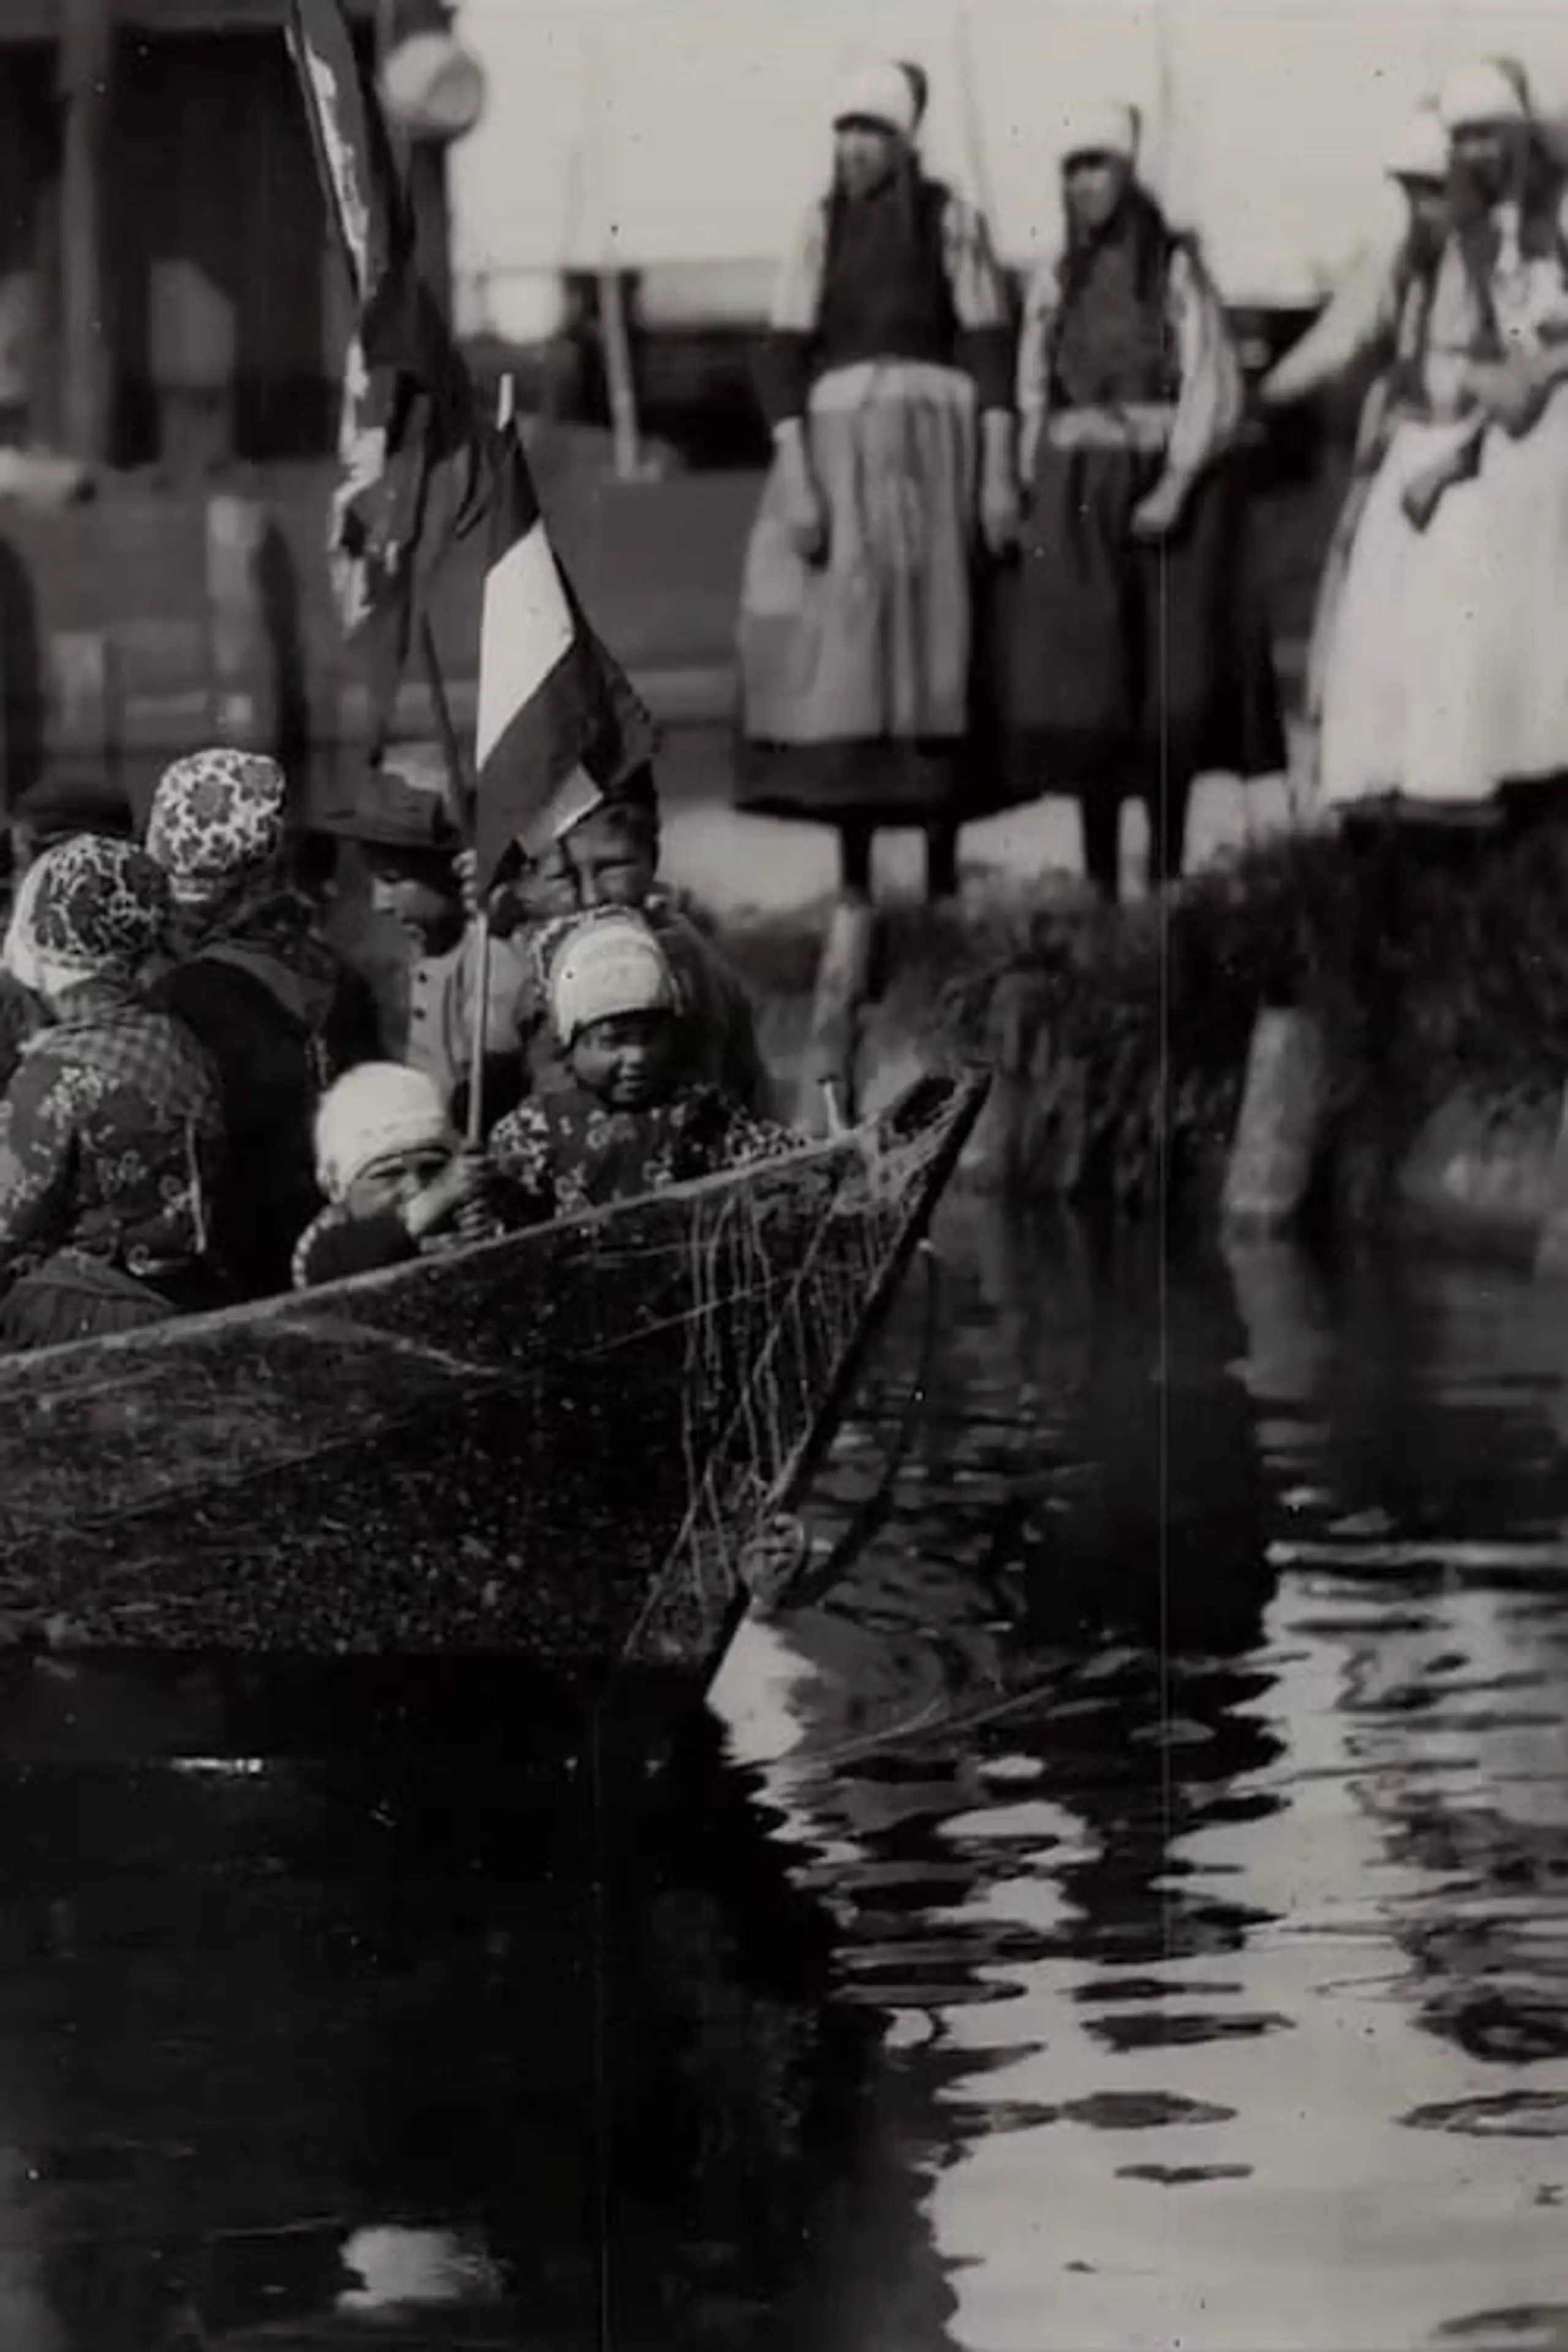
[1316,61,1568,830]
[1002,102,1282,902]
[735,59,1020,905]
[1259,106,1453,788]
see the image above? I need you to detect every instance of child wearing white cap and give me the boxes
[291,1062,497,1289]
[488,910,793,1227]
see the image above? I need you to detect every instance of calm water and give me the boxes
[1,1202,1566,2348]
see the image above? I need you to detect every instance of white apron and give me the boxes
[1320,232,1568,813]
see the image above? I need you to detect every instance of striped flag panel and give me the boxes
[473,427,657,889]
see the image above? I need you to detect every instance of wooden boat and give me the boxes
[0,1074,985,1762]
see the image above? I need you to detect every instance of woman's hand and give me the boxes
[1476,356,1550,438]
[1129,472,1188,542]
[978,412,1021,560]
[774,421,829,566]
[979,475,1019,559]
[1400,426,1483,530]
[780,465,829,566]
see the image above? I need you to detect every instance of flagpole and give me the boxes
[582,11,641,481]
[420,613,470,841]
[463,371,516,1151]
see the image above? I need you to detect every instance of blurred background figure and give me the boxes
[1317,58,1568,838]
[1000,99,1282,902]
[1261,103,1452,788]
[734,58,1022,908]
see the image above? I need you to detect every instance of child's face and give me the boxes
[344,1147,451,1215]
[368,857,463,947]
[519,815,658,919]
[568,1009,679,1109]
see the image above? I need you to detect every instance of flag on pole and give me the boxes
[285,0,655,870]
[285,0,481,736]
[472,418,656,891]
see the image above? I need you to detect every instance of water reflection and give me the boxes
[712,1205,1568,2351]
[3,1204,1567,2345]
[0,1714,894,2348]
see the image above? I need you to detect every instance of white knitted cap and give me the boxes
[548,913,677,1047]
[314,1062,454,1201]
[1058,99,1140,165]
[1385,106,1450,183]
[1437,58,1529,132]
[831,60,919,140]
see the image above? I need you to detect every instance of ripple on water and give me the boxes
[1401,2092,1568,2138]
[1115,2163,1256,2187]
[713,1216,1568,2350]
[1087,2008,1294,2053]
[1052,2092,1238,2131]
[1436,2309,1568,2347]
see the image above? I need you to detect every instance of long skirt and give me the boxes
[734,359,1010,826]
[1300,462,1379,772]
[997,439,1284,802]
[1320,390,1568,813]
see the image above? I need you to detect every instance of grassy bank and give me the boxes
[722,823,1568,1213]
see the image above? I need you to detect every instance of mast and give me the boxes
[582,12,641,481]
[58,0,113,462]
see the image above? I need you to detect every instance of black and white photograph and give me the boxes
[1,1,1567,2343]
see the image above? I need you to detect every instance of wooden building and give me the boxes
[0,0,452,474]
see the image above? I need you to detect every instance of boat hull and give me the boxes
[0,1077,987,1726]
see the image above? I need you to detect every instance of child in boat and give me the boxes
[291,1061,499,1290]
[488,907,794,1226]
[321,749,533,1135]
[466,774,774,1115]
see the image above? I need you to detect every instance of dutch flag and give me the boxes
[471,417,655,891]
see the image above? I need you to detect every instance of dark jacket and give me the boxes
[153,895,382,1298]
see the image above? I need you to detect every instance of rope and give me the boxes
[769,1235,943,1612]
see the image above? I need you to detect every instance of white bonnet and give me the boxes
[1057,99,1140,166]
[831,60,919,141]
[314,1061,454,1201]
[1436,58,1529,133]
[1385,106,1450,184]
[546,911,678,1047]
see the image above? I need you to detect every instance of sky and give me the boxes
[444,0,1568,334]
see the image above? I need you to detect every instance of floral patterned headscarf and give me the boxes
[29,833,172,996]
[1,844,66,995]
[145,748,288,929]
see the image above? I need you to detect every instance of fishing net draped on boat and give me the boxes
[630,1077,969,1668]
[0,1077,984,1660]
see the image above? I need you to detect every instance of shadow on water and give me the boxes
[3,1202,1568,2345]
[0,1705,912,2350]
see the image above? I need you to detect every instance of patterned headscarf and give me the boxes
[1,844,64,995]
[30,833,172,992]
[146,748,288,918]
